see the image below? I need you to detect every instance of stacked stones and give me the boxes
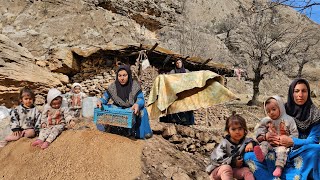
[139,66,159,100]
[153,122,220,155]
[193,106,229,128]
[65,59,159,99]
[68,58,116,97]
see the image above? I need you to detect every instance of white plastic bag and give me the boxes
[0,106,9,122]
[137,50,150,70]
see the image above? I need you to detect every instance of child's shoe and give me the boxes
[273,166,282,177]
[31,139,44,147]
[254,146,265,162]
[40,141,50,149]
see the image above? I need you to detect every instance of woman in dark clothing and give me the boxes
[160,59,195,125]
[97,65,152,139]
[169,59,190,74]
[244,78,320,180]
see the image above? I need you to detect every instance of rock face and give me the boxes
[0,0,239,64]
[0,1,319,179]
[0,34,65,107]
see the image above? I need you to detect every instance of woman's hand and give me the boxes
[279,135,294,148]
[245,142,253,152]
[96,100,102,108]
[266,132,280,146]
[131,104,139,115]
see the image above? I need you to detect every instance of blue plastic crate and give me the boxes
[93,105,136,129]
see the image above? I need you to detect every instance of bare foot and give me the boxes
[31,139,44,147]
[273,167,282,177]
[40,141,50,149]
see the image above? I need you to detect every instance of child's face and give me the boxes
[228,123,245,143]
[50,97,62,109]
[21,93,33,108]
[266,101,280,120]
[73,86,81,94]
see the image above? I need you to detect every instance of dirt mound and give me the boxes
[0,126,144,180]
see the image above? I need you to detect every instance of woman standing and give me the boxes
[244,78,320,179]
[160,59,194,125]
[169,59,190,74]
[97,65,152,139]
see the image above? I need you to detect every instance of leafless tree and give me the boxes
[269,26,319,78]
[230,2,318,105]
[273,0,320,12]
[293,33,319,77]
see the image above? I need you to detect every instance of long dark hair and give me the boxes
[225,111,248,136]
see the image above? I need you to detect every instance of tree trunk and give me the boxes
[296,59,306,78]
[248,71,261,106]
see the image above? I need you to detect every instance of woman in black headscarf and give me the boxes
[97,65,152,139]
[169,59,190,74]
[244,78,320,179]
[160,59,194,125]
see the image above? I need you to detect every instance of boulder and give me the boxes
[162,125,177,139]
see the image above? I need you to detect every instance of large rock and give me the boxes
[0,34,63,107]
[162,125,177,138]
[47,48,80,75]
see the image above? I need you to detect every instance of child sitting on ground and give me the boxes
[65,83,87,118]
[254,95,298,177]
[32,88,75,149]
[0,87,41,148]
[206,111,255,180]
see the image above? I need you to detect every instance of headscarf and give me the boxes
[71,83,82,92]
[284,78,320,133]
[47,88,62,105]
[115,65,133,102]
[264,96,288,121]
[173,59,186,73]
[256,95,299,138]
[107,65,142,108]
[285,78,312,122]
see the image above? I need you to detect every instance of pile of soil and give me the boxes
[0,124,144,180]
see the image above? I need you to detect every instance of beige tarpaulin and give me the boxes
[147,70,237,120]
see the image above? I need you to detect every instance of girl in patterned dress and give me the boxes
[32,88,74,149]
[0,87,41,147]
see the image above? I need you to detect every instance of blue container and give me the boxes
[93,105,136,129]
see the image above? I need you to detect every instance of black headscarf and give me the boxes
[285,78,313,122]
[174,59,186,73]
[115,65,133,102]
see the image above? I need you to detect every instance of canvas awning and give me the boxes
[146,70,237,120]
